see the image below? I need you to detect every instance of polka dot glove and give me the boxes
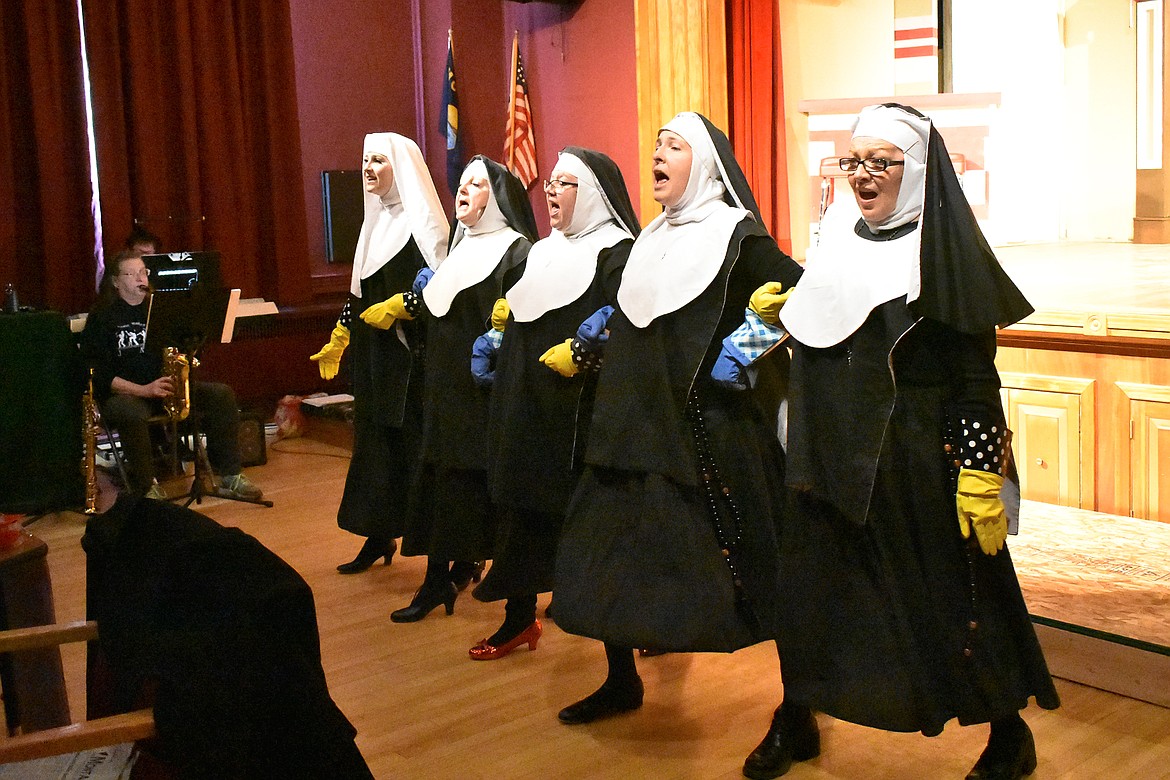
[956,468,1007,555]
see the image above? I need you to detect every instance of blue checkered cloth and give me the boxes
[710,309,787,390]
[728,308,785,363]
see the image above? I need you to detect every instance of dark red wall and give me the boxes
[228,0,640,411]
[289,0,640,287]
[502,1,641,232]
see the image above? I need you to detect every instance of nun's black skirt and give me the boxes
[553,398,785,653]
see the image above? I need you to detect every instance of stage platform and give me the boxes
[1013,496,1170,707]
[997,241,1170,318]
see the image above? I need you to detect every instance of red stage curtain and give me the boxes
[727,0,791,255]
[82,0,312,305]
[0,0,97,314]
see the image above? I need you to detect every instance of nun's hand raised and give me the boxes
[748,282,791,325]
[539,339,579,378]
[360,294,412,330]
[490,298,510,331]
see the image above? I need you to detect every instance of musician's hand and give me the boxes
[143,376,176,398]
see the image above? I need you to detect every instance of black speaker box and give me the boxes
[322,170,364,264]
[238,412,267,467]
[0,311,85,514]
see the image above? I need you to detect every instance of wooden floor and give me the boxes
[21,427,1170,779]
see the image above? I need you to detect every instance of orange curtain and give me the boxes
[0,0,96,313]
[82,0,312,306]
[727,0,791,254]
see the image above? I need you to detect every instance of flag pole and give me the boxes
[508,31,519,170]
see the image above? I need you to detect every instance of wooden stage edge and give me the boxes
[1033,621,1170,709]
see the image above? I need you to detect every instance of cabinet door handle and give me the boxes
[1035,458,1046,468]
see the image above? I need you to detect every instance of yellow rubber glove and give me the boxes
[359,293,412,330]
[749,282,792,326]
[309,322,349,380]
[539,339,579,377]
[490,298,510,331]
[956,468,1008,555]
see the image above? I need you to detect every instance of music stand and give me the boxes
[145,286,273,509]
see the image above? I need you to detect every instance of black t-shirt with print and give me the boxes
[80,297,162,402]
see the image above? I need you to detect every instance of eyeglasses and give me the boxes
[839,157,905,174]
[118,268,151,278]
[543,179,579,193]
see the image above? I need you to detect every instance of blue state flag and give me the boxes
[439,33,464,195]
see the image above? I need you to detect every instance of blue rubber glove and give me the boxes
[412,267,435,295]
[710,336,753,390]
[470,328,504,387]
[576,305,614,350]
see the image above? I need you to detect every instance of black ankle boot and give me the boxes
[450,560,485,592]
[742,702,820,779]
[966,717,1037,780]
[337,537,396,574]
[390,577,459,623]
[557,677,644,725]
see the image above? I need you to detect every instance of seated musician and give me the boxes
[80,250,262,501]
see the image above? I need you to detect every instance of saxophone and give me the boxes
[82,369,101,514]
[161,346,198,422]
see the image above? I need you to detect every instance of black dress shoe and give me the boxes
[557,678,644,725]
[742,703,820,780]
[450,560,485,592]
[966,719,1037,780]
[337,538,396,574]
[390,579,458,623]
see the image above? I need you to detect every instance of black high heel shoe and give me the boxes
[966,717,1037,780]
[450,560,485,592]
[337,538,396,574]
[742,702,820,780]
[390,579,459,623]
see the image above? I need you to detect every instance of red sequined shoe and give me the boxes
[468,619,542,661]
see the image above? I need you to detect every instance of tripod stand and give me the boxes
[169,369,273,510]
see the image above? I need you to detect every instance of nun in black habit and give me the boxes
[310,133,448,574]
[770,104,1059,780]
[466,147,640,661]
[550,113,803,750]
[390,156,538,623]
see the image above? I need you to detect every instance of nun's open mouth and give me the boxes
[652,170,669,184]
[856,188,877,202]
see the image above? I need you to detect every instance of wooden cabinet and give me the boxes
[999,373,1095,509]
[998,323,1170,521]
[1118,383,1170,523]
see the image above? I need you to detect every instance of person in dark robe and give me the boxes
[549,113,803,769]
[83,468,372,778]
[391,156,538,622]
[764,103,1059,780]
[311,133,448,575]
[466,147,640,660]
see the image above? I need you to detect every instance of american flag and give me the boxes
[504,34,537,188]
